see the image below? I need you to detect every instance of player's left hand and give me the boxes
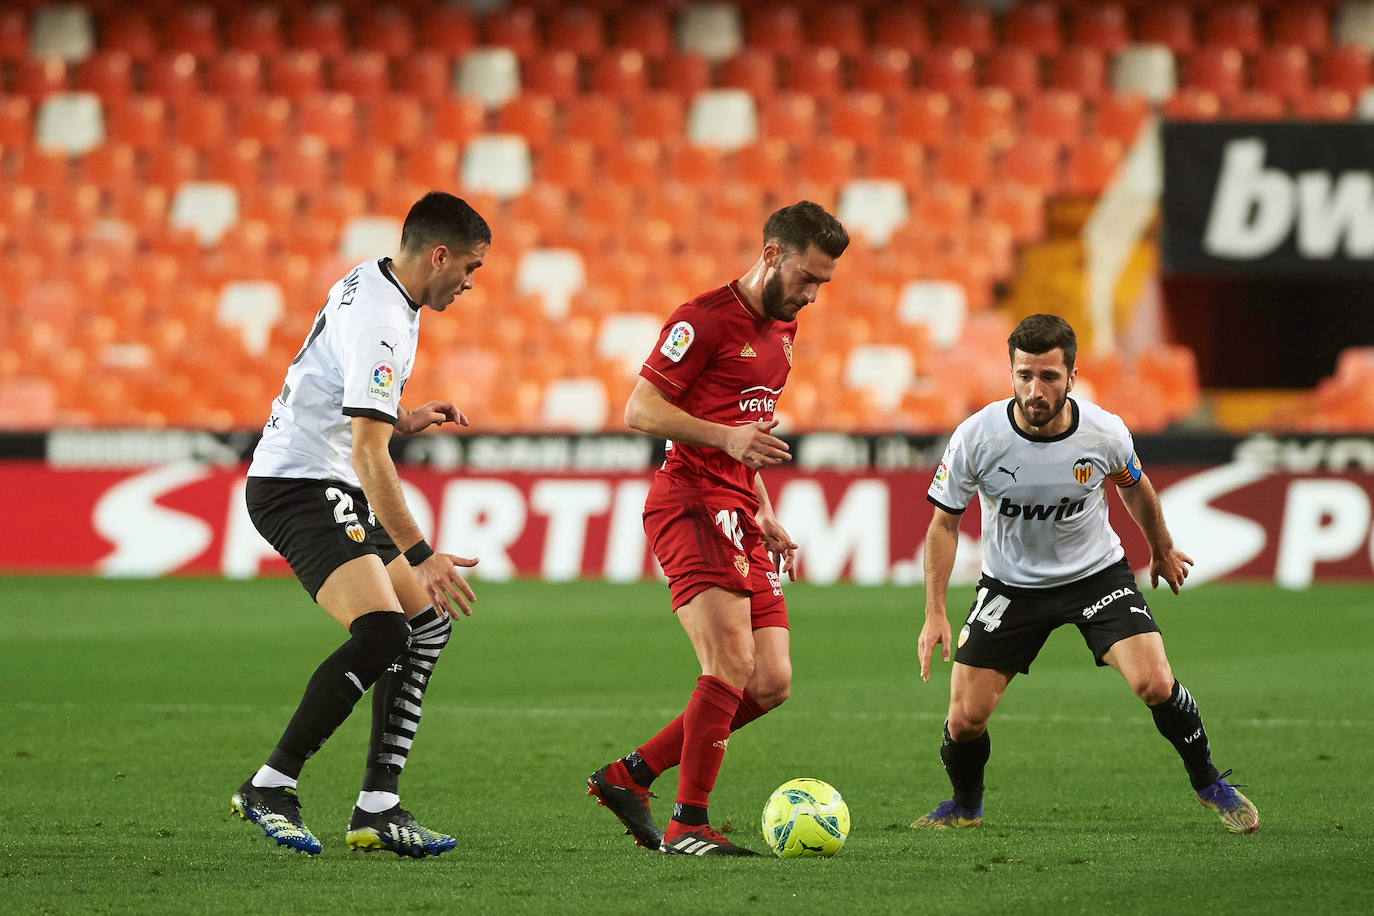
[397,401,469,435]
[756,511,798,581]
[1150,547,1194,594]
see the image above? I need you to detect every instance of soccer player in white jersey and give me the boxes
[231,192,489,857]
[913,314,1259,835]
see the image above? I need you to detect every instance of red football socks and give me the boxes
[675,675,743,809]
[636,688,769,779]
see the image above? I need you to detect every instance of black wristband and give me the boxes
[404,540,435,567]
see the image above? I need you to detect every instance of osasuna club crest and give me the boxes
[734,555,750,576]
[781,334,793,366]
[1072,458,1093,484]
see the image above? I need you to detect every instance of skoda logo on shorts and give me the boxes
[345,522,366,543]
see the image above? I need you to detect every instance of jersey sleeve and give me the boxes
[927,423,976,514]
[639,302,721,397]
[341,321,407,423]
[1106,418,1143,488]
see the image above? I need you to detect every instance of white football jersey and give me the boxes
[248,259,421,485]
[927,398,1143,588]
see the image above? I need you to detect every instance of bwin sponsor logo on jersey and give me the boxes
[1081,586,1137,619]
[998,496,1087,521]
[1204,138,1374,261]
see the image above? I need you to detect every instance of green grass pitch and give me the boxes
[1,576,1370,914]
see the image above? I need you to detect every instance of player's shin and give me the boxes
[628,690,769,787]
[1149,680,1221,791]
[940,721,991,812]
[672,675,744,825]
[358,607,451,807]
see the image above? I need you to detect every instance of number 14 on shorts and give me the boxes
[966,587,1009,633]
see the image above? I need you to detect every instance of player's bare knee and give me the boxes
[1135,672,1174,706]
[753,678,790,710]
[946,709,989,741]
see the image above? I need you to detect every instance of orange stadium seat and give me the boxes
[403,140,461,188]
[759,92,818,144]
[268,50,325,98]
[418,5,477,55]
[483,7,541,60]
[356,6,416,58]
[173,96,231,149]
[807,4,867,57]
[935,146,991,192]
[206,51,264,101]
[0,7,23,62]
[75,50,134,105]
[614,7,673,59]
[985,46,1042,99]
[1252,46,1312,104]
[1319,45,1372,97]
[998,136,1062,192]
[1273,5,1330,54]
[667,144,725,187]
[106,94,166,151]
[548,5,605,56]
[1003,1,1062,55]
[864,139,923,183]
[430,95,484,145]
[233,95,291,148]
[363,95,425,149]
[274,137,330,196]
[1136,3,1197,55]
[892,90,954,149]
[538,139,597,190]
[1201,1,1264,54]
[79,141,137,187]
[497,94,557,152]
[165,5,220,58]
[523,49,581,100]
[744,6,804,59]
[1050,47,1108,99]
[732,139,794,196]
[1025,89,1085,149]
[591,49,650,99]
[798,136,857,193]
[921,46,977,97]
[228,5,285,56]
[937,4,994,54]
[1291,87,1354,120]
[11,58,69,100]
[339,145,398,191]
[719,49,780,97]
[957,88,1017,154]
[828,92,886,148]
[298,93,359,150]
[0,95,30,149]
[333,50,392,101]
[291,4,348,59]
[1071,4,1130,53]
[658,51,711,98]
[603,138,662,190]
[873,6,931,55]
[1065,135,1124,195]
[1094,91,1150,145]
[1184,46,1246,101]
[141,144,198,192]
[396,51,452,106]
[207,137,265,187]
[1227,89,1285,120]
[564,95,624,152]
[144,52,202,105]
[786,47,845,99]
[852,48,914,96]
[625,91,686,143]
[983,182,1047,243]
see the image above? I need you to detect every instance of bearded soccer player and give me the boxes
[913,314,1259,834]
[231,192,487,856]
[587,202,849,856]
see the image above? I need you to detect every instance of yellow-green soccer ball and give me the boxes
[761,778,850,858]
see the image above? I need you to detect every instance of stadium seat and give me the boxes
[99,10,157,61]
[892,90,954,149]
[75,51,133,105]
[937,5,994,54]
[274,137,331,196]
[1319,45,1372,97]
[896,279,966,348]
[659,51,712,98]
[625,91,686,144]
[615,7,673,58]
[144,52,202,105]
[399,140,457,189]
[718,48,778,98]
[865,140,924,183]
[298,93,359,150]
[206,51,264,101]
[798,137,857,193]
[982,182,1047,243]
[11,58,69,100]
[540,377,609,433]
[291,4,348,59]
[216,280,282,356]
[1094,92,1150,146]
[483,6,541,60]
[687,90,758,151]
[1136,3,1196,55]
[1004,1,1062,55]
[828,92,886,147]
[395,51,453,106]
[837,179,908,247]
[1162,86,1224,120]
[786,47,845,99]
[548,5,605,56]
[604,138,662,190]
[233,95,291,148]
[852,48,913,96]
[1292,87,1354,119]
[1071,4,1130,53]
[1112,45,1178,103]
[921,46,977,97]
[0,7,23,62]
[984,47,1042,99]
[667,144,725,187]
[430,95,485,146]
[935,145,991,191]
[596,312,662,375]
[339,145,398,191]
[538,138,597,190]
[356,6,416,57]
[1253,47,1312,103]
[957,88,1017,154]
[677,3,744,61]
[516,247,586,320]
[844,344,915,411]
[456,48,521,110]
[1202,1,1264,54]
[106,94,166,150]
[998,136,1062,192]
[1274,5,1331,53]
[334,51,392,101]
[1024,90,1084,149]
[808,4,867,57]
[1050,47,1108,99]
[419,5,477,54]
[29,3,94,62]
[758,92,818,144]
[1065,136,1124,195]
[1227,89,1285,120]
[0,94,30,149]
[339,216,401,261]
[591,49,650,99]
[523,50,582,101]
[564,95,625,152]
[142,144,199,193]
[35,92,103,155]
[463,134,532,200]
[170,182,239,247]
[228,5,284,56]
[496,94,556,152]
[1185,46,1246,101]
[873,6,931,55]
[79,141,137,187]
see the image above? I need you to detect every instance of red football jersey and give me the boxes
[639,281,796,510]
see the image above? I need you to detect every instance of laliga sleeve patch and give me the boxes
[368,361,396,402]
[660,321,695,363]
[931,462,949,494]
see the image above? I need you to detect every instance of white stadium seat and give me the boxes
[687,89,758,151]
[837,179,909,247]
[1337,2,1374,49]
[35,92,104,155]
[216,280,284,356]
[897,280,967,349]
[169,182,239,247]
[455,47,521,110]
[30,3,95,61]
[1111,44,1177,104]
[541,377,609,432]
[596,312,662,376]
[461,134,532,199]
[843,344,915,411]
[339,216,401,260]
[516,248,586,321]
[676,3,744,61]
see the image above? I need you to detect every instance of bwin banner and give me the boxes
[1162,121,1374,275]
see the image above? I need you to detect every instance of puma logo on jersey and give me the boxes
[999,496,1087,521]
[1131,606,1152,619]
[996,465,1020,481]
[380,339,397,355]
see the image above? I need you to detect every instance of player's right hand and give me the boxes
[725,419,791,470]
[415,553,479,619]
[918,615,952,683]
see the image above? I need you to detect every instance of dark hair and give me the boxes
[763,201,850,259]
[1008,313,1077,371]
[399,191,492,254]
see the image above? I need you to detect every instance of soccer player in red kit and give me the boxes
[587,202,849,856]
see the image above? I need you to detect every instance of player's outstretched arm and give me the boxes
[394,401,469,435]
[1117,472,1194,594]
[352,416,479,618]
[755,473,798,580]
[919,508,961,683]
[624,377,791,470]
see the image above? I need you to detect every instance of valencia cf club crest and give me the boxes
[734,555,750,576]
[781,334,793,365]
[346,522,366,542]
[1072,458,1093,484]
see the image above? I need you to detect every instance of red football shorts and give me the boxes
[643,497,788,629]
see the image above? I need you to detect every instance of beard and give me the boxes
[761,271,793,321]
[1016,390,1068,428]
